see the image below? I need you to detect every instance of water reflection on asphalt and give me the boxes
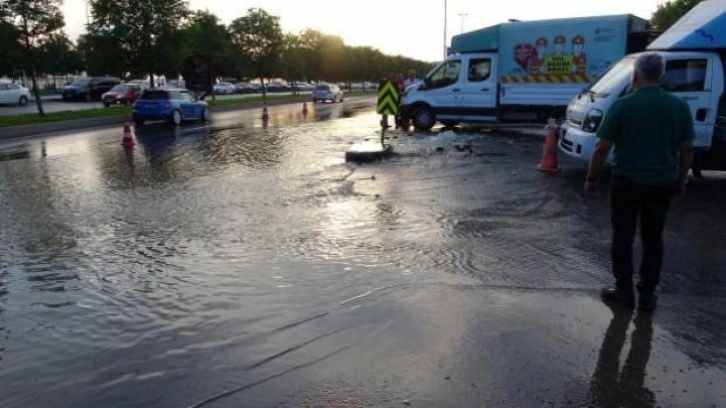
[0,99,725,407]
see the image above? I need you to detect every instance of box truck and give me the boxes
[399,14,649,130]
[559,0,726,171]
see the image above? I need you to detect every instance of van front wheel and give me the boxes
[412,106,435,131]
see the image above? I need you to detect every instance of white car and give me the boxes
[213,82,236,95]
[292,82,314,92]
[312,83,344,103]
[0,82,31,106]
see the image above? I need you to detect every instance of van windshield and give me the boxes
[588,58,635,98]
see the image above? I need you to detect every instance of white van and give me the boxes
[558,0,726,170]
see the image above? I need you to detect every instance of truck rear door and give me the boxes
[663,57,714,147]
[459,55,497,121]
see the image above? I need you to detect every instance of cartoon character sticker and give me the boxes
[553,35,566,56]
[543,34,573,74]
[511,33,585,77]
[514,43,535,73]
[571,35,587,74]
[531,37,548,74]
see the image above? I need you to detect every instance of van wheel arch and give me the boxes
[411,103,436,131]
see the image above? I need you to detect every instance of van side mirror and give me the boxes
[423,78,432,89]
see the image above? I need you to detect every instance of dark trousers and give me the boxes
[610,175,672,296]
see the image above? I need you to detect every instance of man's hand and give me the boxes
[584,179,599,196]
[586,138,612,196]
[673,179,687,199]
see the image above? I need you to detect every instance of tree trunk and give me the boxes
[30,67,45,117]
[261,77,267,99]
[21,20,43,117]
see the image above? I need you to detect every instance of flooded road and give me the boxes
[1,98,725,407]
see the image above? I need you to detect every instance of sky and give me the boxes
[61,0,665,62]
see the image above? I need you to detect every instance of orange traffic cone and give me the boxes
[302,101,308,115]
[121,121,135,148]
[261,106,269,120]
[537,119,560,172]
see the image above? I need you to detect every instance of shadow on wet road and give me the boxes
[0,99,725,407]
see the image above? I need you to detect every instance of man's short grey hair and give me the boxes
[635,53,665,82]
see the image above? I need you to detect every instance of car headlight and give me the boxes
[583,109,603,133]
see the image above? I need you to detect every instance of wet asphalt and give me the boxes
[0,97,724,407]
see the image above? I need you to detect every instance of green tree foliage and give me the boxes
[275,29,434,85]
[0,20,23,77]
[318,35,346,82]
[89,0,189,86]
[38,33,82,76]
[229,8,284,91]
[181,11,233,78]
[76,32,127,78]
[3,0,65,116]
[651,0,704,31]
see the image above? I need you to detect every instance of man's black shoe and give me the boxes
[638,293,658,312]
[600,286,635,309]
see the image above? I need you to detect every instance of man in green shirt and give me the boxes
[585,53,694,311]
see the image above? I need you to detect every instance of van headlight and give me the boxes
[583,109,603,133]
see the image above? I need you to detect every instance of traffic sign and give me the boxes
[377,81,399,115]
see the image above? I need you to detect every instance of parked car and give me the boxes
[127,79,150,88]
[0,82,31,106]
[165,79,186,89]
[246,83,262,93]
[101,84,142,107]
[293,82,315,92]
[62,76,121,101]
[312,84,344,103]
[266,82,291,92]
[132,88,210,126]
[235,82,260,93]
[213,82,236,95]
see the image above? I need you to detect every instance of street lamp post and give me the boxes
[443,0,448,59]
[459,13,468,34]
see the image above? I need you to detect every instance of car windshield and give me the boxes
[110,85,131,92]
[588,58,635,98]
[69,77,91,86]
[140,90,169,100]
[315,85,330,91]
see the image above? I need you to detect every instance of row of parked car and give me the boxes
[0,76,377,107]
[212,81,318,95]
[130,82,347,127]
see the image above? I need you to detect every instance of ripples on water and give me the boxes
[1,104,725,407]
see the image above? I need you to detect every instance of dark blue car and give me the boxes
[132,88,210,126]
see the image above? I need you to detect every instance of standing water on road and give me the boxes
[1,100,725,407]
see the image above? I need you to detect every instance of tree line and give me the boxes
[0,0,704,116]
[0,1,433,92]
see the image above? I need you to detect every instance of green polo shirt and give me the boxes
[596,86,694,185]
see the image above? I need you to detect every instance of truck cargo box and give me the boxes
[451,15,648,86]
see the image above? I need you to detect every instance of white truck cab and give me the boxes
[560,51,725,159]
[559,0,726,170]
[402,53,499,130]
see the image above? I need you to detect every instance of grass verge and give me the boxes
[0,106,132,128]
[0,91,375,128]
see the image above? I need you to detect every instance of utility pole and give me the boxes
[459,13,468,34]
[85,0,90,26]
[443,0,448,59]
